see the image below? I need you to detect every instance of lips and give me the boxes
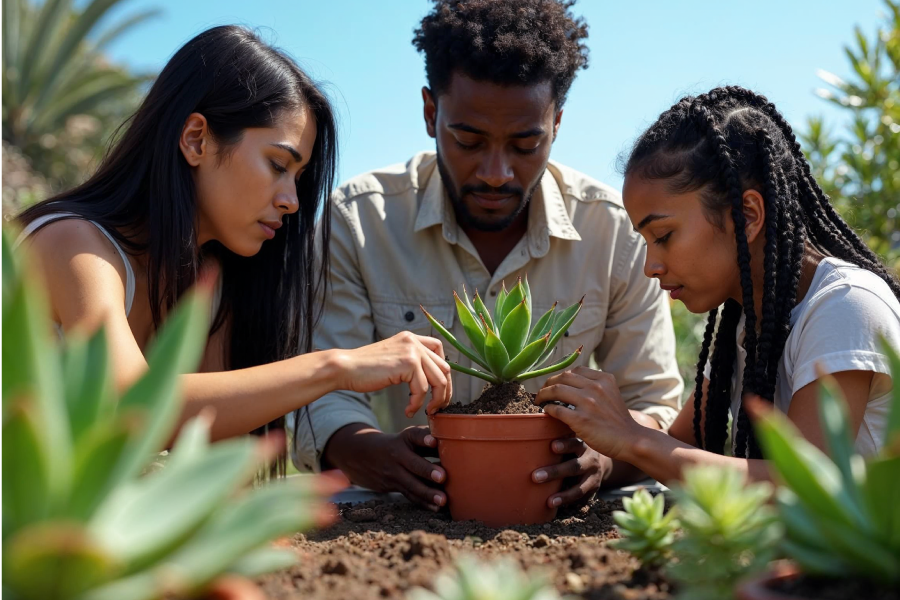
[258,220,281,240]
[470,192,514,210]
[660,284,684,300]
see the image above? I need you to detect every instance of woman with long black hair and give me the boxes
[535,87,900,482]
[16,26,451,458]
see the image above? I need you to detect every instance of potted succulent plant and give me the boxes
[737,346,900,600]
[420,276,583,526]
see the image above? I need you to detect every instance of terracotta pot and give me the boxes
[428,412,574,527]
[736,561,804,600]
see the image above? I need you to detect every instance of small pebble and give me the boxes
[566,572,585,593]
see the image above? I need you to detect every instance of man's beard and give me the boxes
[437,152,540,232]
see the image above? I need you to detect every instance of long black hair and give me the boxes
[625,86,900,459]
[18,26,337,469]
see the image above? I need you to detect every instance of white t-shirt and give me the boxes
[704,257,900,456]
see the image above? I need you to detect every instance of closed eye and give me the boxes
[270,160,288,174]
[654,232,672,245]
[455,140,479,151]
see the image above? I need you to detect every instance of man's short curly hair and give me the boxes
[412,0,589,108]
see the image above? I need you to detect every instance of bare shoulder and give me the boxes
[25,218,129,283]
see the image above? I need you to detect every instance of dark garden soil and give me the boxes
[257,497,675,600]
[440,381,543,415]
[771,574,900,600]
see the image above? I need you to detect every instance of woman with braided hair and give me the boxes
[535,86,900,482]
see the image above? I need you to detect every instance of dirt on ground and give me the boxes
[440,381,543,415]
[257,497,674,600]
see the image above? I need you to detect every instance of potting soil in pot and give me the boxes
[256,496,674,600]
[439,381,542,415]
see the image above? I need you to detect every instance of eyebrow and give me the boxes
[270,143,302,162]
[448,123,545,139]
[634,213,671,232]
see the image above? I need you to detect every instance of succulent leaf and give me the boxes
[493,281,509,326]
[502,334,550,380]
[499,298,530,359]
[449,362,500,384]
[454,291,486,353]
[526,302,557,345]
[420,306,490,371]
[472,291,494,332]
[522,274,532,317]
[518,346,583,381]
[536,297,583,367]
[501,278,525,322]
[482,317,511,378]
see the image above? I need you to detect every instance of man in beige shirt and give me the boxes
[288,0,683,510]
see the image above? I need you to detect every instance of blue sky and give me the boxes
[102,0,885,190]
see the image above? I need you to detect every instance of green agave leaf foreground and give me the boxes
[754,343,900,586]
[1,230,328,600]
[421,277,584,384]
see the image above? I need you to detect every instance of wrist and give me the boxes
[319,349,350,393]
[619,424,656,466]
[322,422,382,470]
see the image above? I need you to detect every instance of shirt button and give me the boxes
[405,311,415,322]
[564,331,569,337]
[490,290,497,297]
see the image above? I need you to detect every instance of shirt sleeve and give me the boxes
[287,202,381,472]
[593,229,684,429]
[789,282,900,397]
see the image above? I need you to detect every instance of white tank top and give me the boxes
[15,212,136,316]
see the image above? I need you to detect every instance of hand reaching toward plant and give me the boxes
[334,331,452,418]
[535,366,646,461]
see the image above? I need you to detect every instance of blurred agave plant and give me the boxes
[1,231,338,600]
[406,555,563,600]
[754,349,900,586]
[421,276,583,384]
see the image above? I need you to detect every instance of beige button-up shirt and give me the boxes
[287,151,683,471]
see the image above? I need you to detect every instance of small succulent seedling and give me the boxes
[668,465,781,600]
[754,348,900,586]
[611,488,679,567]
[406,555,563,600]
[421,276,583,384]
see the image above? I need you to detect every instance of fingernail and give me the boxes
[551,497,562,507]
[431,469,443,483]
[428,504,440,512]
[434,494,444,506]
[424,434,436,446]
[534,470,547,482]
[553,441,564,452]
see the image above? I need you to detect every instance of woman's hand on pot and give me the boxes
[532,438,611,508]
[534,366,643,460]
[333,332,452,417]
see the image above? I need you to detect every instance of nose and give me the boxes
[476,150,514,189]
[275,186,299,215]
[644,248,667,280]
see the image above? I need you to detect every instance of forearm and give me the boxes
[177,350,344,443]
[620,427,772,485]
[600,409,661,487]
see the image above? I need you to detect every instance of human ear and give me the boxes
[742,189,766,244]
[179,113,210,167]
[422,87,437,139]
[552,109,563,141]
